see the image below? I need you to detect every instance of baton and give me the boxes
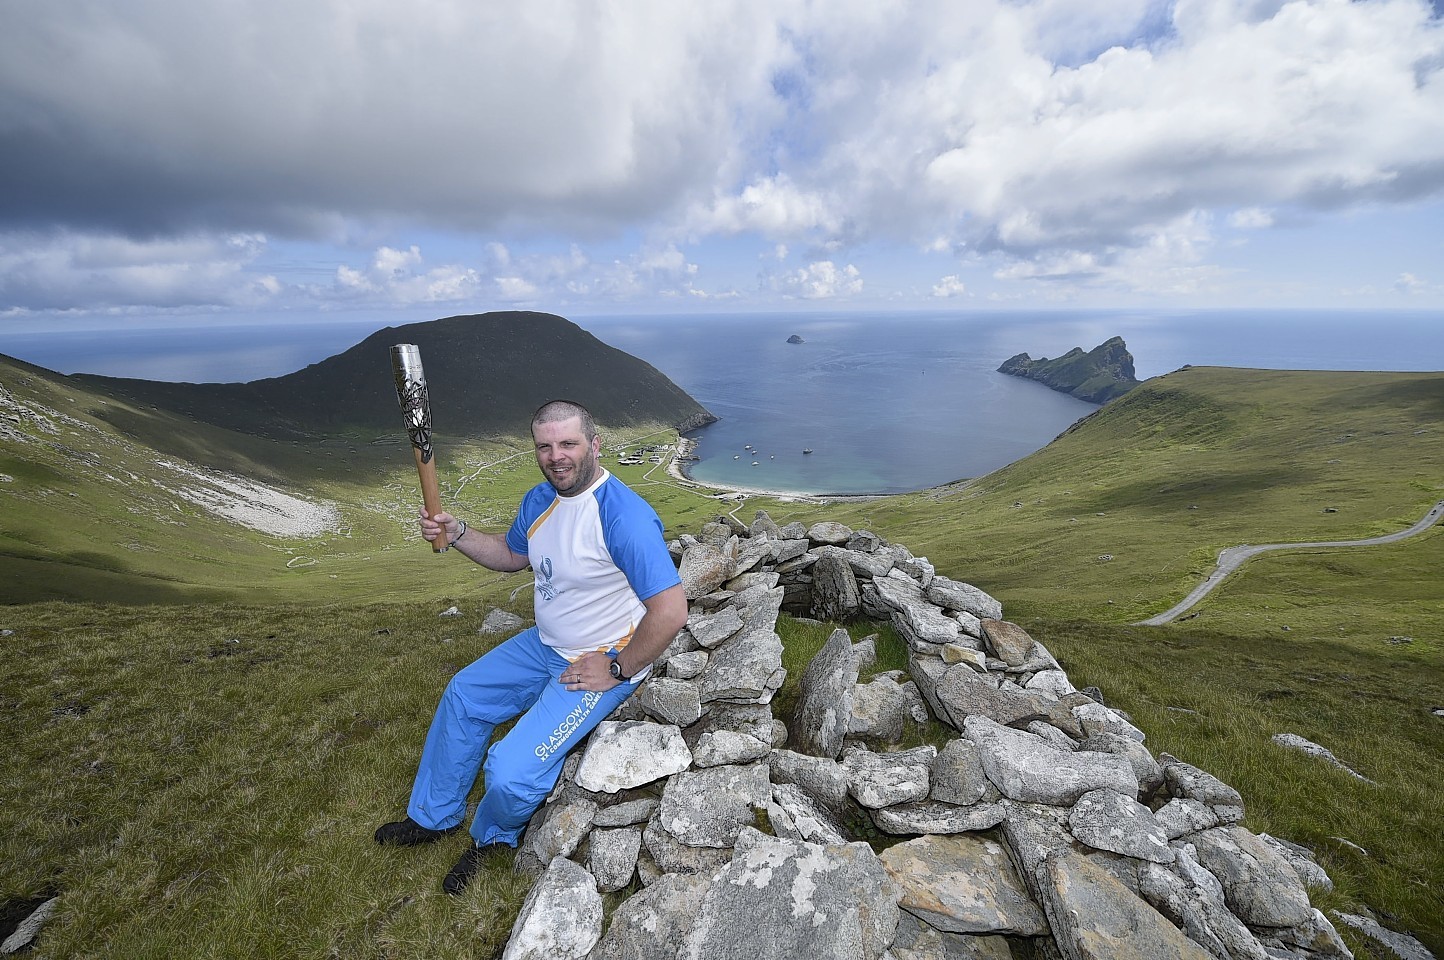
[390,343,445,553]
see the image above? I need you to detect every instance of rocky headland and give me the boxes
[479,512,1397,960]
[998,336,1141,404]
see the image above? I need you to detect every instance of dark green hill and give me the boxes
[66,311,716,440]
[998,335,1140,403]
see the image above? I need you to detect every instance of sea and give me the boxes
[2,309,1440,495]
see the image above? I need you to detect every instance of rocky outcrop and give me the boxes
[998,336,1140,403]
[494,512,1353,960]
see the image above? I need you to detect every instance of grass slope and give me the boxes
[3,363,1442,955]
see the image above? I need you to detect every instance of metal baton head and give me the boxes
[390,343,434,463]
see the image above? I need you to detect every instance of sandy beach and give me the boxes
[661,436,881,504]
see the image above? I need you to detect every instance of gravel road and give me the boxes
[1136,499,1444,626]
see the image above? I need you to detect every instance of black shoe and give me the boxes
[442,843,491,896]
[373,816,461,847]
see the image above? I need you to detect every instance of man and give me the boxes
[375,399,688,895]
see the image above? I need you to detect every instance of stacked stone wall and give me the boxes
[495,512,1372,960]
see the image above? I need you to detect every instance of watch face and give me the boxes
[609,659,622,679]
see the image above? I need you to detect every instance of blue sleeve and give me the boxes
[596,480,681,602]
[505,483,554,557]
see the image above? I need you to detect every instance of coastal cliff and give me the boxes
[998,335,1140,403]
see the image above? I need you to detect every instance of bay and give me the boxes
[582,309,1443,495]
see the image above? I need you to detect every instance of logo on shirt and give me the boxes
[536,556,557,602]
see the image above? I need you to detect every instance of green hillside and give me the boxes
[3,357,1442,955]
[815,366,1444,622]
[68,311,715,444]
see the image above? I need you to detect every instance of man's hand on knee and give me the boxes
[559,651,621,692]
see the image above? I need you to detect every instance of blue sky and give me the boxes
[2,0,1442,334]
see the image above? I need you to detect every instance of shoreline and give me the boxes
[664,436,900,503]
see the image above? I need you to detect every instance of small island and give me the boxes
[786,334,805,344]
[997,335,1140,403]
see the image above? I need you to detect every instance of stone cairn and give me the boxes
[496,512,1358,960]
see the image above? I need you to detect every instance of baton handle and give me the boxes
[414,449,445,553]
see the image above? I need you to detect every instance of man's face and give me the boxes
[533,416,600,497]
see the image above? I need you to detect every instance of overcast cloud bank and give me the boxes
[2,0,1442,320]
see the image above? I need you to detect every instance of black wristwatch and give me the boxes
[608,659,631,682]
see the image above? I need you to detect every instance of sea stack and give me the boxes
[997,335,1140,403]
[786,334,805,344]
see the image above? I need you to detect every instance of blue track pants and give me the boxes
[405,627,636,848]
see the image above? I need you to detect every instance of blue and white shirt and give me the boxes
[505,468,680,663]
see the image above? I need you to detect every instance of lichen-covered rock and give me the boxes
[930,737,991,806]
[696,620,785,705]
[1140,844,1272,960]
[1259,833,1334,893]
[1189,826,1314,929]
[588,826,643,893]
[658,762,772,848]
[810,551,862,621]
[889,912,1014,960]
[768,749,850,810]
[871,799,1007,835]
[574,720,692,794]
[848,674,912,744]
[768,781,852,844]
[1077,732,1163,797]
[665,650,708,680]
[812,543,895,579]
[980,619,1036,667]
[965,715,1138,805]
[680,828,900,960]
[807,521,853,545]
[589,870,716,960]
[679,542,735,599]
[841,744,935,809]
[687,606,744,649]
[792,627,861,758]
[1154,798,1221,840]
[636,676,703,727]
[642,815,734,876]
[501,856,603,960]
[881,833,1048,936]
[515,797,598,876]
[1161,754,1245,809]
[937,666,1080,737]
[1037,849,1215,960]
[925,577,1004,621]
[591,797,658,828]
[1067,788,1174,864]
[691,729,770,768]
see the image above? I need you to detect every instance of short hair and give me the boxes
[531,399,597,442]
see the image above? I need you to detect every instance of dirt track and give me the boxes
[1136,499,1444,626]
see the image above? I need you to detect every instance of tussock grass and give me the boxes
[0,602,538,959]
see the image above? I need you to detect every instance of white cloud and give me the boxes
[931,275,968,298]
[0,230,276,310]
[374,245,423,277]
[1229,208,1275,229]
[1394,272,1427,293]
[496,276,539,300]
[771,260,863,299]
[693,175,842,236]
